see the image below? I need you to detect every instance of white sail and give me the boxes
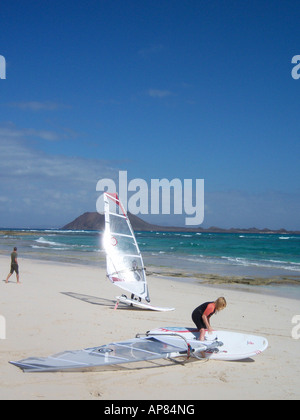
[10,328,268,372]
[103,192,150,302]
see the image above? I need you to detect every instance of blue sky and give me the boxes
[0,0,299,229]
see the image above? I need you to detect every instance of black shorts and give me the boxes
[10,263,19,275]
[192,309,206,330]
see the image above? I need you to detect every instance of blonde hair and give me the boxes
[214,297,227,312]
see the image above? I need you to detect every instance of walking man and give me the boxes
[6,247,20,284]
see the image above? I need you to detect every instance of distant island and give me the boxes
[61,212,300,234]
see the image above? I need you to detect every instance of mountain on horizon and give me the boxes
[62,211,158,231]
[61,212,298,234]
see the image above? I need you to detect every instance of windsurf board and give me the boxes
[148,327,268,361]
[116,295,175,312]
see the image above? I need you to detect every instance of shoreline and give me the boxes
[2,250,300,300]
[1,228,299,294]
[1,254,300,399]
[147,266,300,301]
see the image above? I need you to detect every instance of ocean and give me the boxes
[1,228,300,298]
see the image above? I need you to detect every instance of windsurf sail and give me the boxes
[103,192,150,303]
[10,327,267,372]
[10,336,196,373]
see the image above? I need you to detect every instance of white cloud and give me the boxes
[138,44,164,59]
[0,126,60,141]
[204,190,300,230]
[8,101,67,111]
[147,89,173,98]
[0,129,119,227]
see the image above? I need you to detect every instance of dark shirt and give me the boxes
[11,251,18,265]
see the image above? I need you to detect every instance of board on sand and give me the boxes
[115,295,175,311]
[148,327,268,361]
[10,326,268,372]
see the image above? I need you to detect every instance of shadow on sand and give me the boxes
[61,292,147,310]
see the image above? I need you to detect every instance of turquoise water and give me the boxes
[136,231,300,273]
[0,229,103,265]
[1,229,300,297]
[1,229,299,272]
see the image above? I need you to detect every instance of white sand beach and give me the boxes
[0,255,299,400]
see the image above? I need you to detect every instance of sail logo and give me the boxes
[291,55,300,80]
[0,315,6,340]
[96,171,204,226]
[0,55,6,79]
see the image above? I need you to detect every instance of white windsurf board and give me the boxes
[148,327,268,361]
[116,295,175,312]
